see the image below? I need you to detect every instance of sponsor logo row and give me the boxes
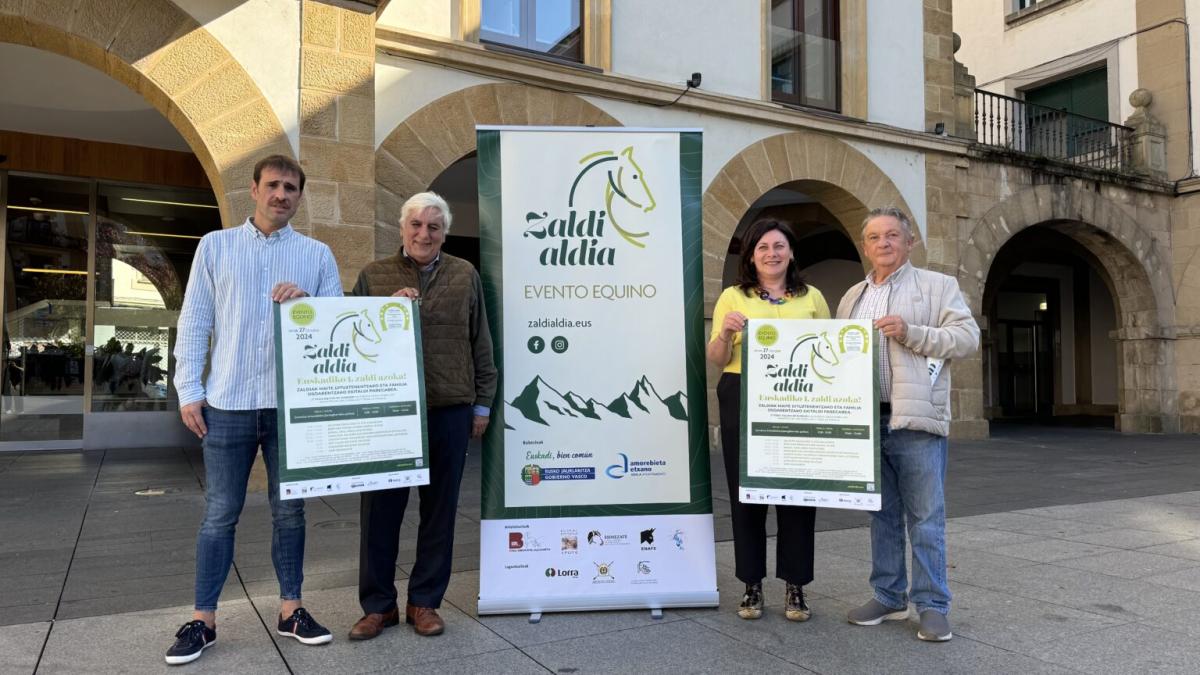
[507,526,686,553]
[741,488,874,507]
[520,452,668,485]
[282,469,424,497]
[543,559,658,584]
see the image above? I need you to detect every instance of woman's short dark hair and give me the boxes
[736,218,808,297]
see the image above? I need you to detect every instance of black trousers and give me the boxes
[718,372,816,586]
[358,404,472,612]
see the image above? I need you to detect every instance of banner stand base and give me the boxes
[478,591,720,616]
[651,608,663,620]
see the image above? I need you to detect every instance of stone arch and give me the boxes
[701,130,925,308]
[0,1,294,228]
[964,183,1177,433]
[375,83,620,254]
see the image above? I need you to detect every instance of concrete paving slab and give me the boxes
[251,586,512,671]
[988,538,1121,563]
[55,578,243,620]
[946,548,1040,586]
[806,551,873,599]
[1050,549,1199,579]
[0,548,73,577]
[357,647,550,675]
[962,562,1200,621]
[60,570,198,602]
[0,604,55,627]
[694,593,1018,675]
[39,599,287,675]
[1023,622,1200,675]
[951,511,1113,537]
[1141,565,1200,592]
[0,585,60,608]
[950,583,1125,651]
[946,527,1042,551]
[1140,538,1200,561]
[522,617,813,674]
[242,568,359,597]
[0,621,49,675]
[1060,527,1194,550]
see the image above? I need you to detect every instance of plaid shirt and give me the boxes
[850,265,907,402]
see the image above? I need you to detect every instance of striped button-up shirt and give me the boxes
[174,219,343,410]
[850,265,907,402]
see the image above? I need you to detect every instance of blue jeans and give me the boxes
[194,407,305,611]
[869,418,950,614]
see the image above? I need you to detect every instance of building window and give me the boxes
[770,0,840,111]
[481,0,583,63]
[1016,0,1037,9]
[1023,67,1109,158]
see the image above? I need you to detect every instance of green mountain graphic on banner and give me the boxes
[507,375,688,429]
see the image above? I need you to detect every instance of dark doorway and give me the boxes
[983,225,1118,429]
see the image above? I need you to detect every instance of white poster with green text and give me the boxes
[274,297,429,500]
[477,127,716,615]
[741,318,880,511]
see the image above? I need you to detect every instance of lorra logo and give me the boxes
[523,145,657,266]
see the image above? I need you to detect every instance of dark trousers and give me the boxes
[718,373,816,586]
[358,404,472,612]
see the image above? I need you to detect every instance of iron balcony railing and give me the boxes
[974,89,1134,172]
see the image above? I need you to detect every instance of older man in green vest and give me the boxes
[348,191,497,639]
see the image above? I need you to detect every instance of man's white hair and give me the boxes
[400,191,452,233]
[861,206,914,240]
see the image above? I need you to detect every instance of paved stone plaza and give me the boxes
[3,425,1200,674]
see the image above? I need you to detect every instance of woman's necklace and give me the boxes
[757,287,791,305]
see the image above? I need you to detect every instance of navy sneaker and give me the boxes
[277,607,333,645]
[165,620,215,665]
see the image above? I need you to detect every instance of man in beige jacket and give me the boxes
[838,207,979,642]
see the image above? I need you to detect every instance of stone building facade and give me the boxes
[0,0,1194,448]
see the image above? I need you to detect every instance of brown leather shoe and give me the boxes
[405,603,445,636]
[348,608,400,640]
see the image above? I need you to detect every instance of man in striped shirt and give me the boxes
[165,155,342,665]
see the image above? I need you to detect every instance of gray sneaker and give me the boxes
[917,610,952,641]
[846,599,908,626]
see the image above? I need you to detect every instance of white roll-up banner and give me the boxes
[476,127,717,614]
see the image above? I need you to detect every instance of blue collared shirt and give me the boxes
[174,219,343,410]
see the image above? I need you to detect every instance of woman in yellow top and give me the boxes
[707,218,830,622]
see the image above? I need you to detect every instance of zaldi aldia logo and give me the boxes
[765,326,869,392]
[301,304,409,374]
[523,146,657,266]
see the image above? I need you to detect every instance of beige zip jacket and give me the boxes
[835,262,980,437]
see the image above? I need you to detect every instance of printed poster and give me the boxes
[741,318,881,511]
[274,297,429,499]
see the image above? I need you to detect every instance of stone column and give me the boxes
[1114,329,1179,433]
[1123,89,1168,181]
[951,33,977,141]
[299,0,377,289]
[923,0,956,133]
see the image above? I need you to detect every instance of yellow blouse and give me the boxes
[710,285,831,374]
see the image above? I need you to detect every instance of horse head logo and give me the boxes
[330,309,382,362]
[570,146,657,248]
[791,332,841,384]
